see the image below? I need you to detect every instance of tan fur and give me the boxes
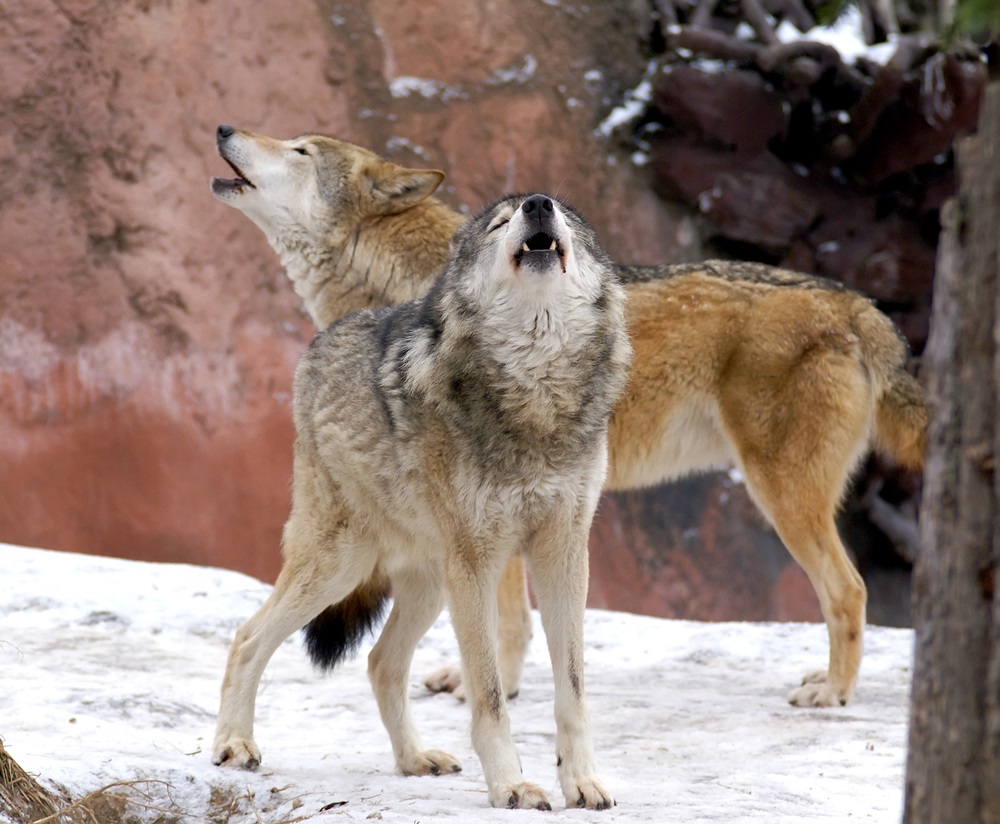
[211,127,927,708]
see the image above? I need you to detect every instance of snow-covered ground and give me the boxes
[1,544,912,822]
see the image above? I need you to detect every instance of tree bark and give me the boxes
[903,82,1000,823]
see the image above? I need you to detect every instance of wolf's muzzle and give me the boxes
[514,195,563,270]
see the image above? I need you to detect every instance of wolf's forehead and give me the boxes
[289,133,366,158]
[475,195,524,223]
[291,132,332,143]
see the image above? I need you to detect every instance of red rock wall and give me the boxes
[1,0,920,623]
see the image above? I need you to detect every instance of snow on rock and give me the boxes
[596,60,659,138]
[774,6,897,66]
[0,544,912,822]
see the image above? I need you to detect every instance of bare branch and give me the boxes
[666,26,761,61]
[741,0,782,45]
[690,0,719,30]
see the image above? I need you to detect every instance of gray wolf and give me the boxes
[212,192,631,810]
[211,125,926,708]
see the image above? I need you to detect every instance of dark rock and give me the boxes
[589,479,823,622]
[651,65,789,155]
[847,53,988,184]
[649,137,821,250]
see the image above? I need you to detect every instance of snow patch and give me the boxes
[385,136,429,159]
[689,58,731,74]
[775,6,897,65]
[389,55,536,104]
[488,54,537,86]
[0,542,912,823]
[389,76,453,100]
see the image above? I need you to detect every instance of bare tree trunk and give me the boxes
[903,82,1000,823]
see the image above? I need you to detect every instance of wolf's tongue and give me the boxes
[211,176,249,195]
[220,158,254,188]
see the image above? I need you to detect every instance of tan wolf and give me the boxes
[211,125,926,709]
[212,192,631,810]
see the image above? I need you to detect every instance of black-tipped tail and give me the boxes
[303,570,391,672]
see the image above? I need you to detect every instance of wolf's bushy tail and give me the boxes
[873,369,927,471]
[852,301,927,471]
[303,566,391,672]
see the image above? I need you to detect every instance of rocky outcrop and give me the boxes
[0,0,686,585]
[0,0,975,624]
[625,13,987,351]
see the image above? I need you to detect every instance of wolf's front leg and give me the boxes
[445,551,551,810]
[528,521,613,810]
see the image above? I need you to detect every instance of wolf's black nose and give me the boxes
[217,124,235,143]
[522,195,553,218]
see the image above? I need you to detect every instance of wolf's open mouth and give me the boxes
[523,232,558,253]
[211,157,255,193]
[514,231,563,268]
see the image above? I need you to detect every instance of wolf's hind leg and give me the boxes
[778,515,866,708]
[213,523,372,769]
[496,555,532,698]
[368,566,461,776]
[722,341,871,706]
[423,555,531,701]
[741,474,866,707]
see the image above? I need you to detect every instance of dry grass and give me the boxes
[33,780,179,824]
[1,738,328,824]
[0,738,63,822]
[1,738,179,824]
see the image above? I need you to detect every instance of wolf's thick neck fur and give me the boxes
[273,197,464,330]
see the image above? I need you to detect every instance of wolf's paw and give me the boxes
[490,781,552,810]
[424,666,464,700]
[212,737,262,770]
[398,749,462,776]
[563,776,615,810]
[787,671,850,707]
[425,665,521,702]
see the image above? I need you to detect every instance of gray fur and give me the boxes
[214,194,629,810]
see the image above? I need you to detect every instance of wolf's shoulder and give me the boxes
[305,291,435,359]
[303,306,391,359]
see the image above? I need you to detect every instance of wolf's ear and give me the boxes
[367,163,445,215]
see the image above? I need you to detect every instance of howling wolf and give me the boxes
[212,192,631,810]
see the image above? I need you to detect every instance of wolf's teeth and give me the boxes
[549,239,557,251]
[523,242,530,252]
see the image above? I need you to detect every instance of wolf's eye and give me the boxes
[293,147,308,156]
[488,219,508,234]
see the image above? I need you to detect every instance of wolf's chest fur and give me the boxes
[384,289,611,486]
